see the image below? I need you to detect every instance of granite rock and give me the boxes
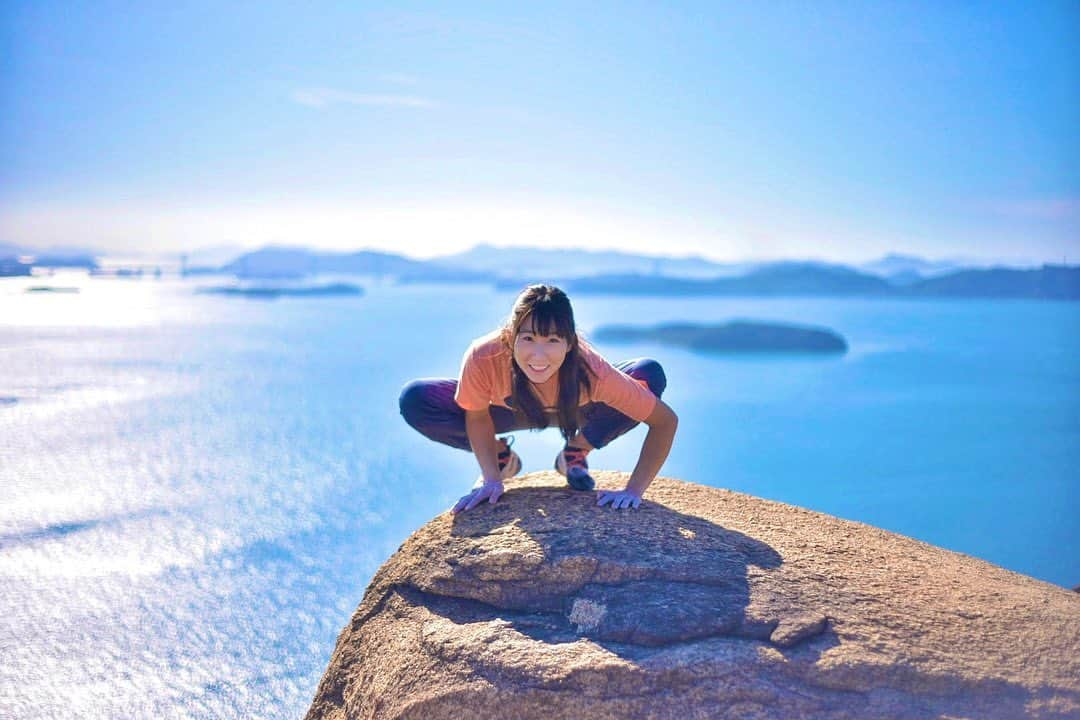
[306,473,1080,720]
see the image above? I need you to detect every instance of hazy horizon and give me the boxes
[2,238,1057,271]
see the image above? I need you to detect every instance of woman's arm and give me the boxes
[599,399,678,508]
[451,408,504,513]
[465,408,503,483]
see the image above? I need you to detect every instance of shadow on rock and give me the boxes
[424,483,833,660]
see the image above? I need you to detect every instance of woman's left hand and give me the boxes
[596,489,641,509]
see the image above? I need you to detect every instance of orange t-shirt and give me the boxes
[453,329,657,422]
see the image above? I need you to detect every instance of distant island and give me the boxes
[567,264,893,297]
[25,286,80,293]
[593,321,848,354]
[196,283,364,300]
[566,264,1080,301]
[900,265,1080,300]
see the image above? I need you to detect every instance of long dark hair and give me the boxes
[500,284,596,442]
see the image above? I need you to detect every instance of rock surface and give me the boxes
[306,473,1080,720]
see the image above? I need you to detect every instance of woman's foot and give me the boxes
[555,444,594,491]
[472,436,520,490]
[497,435,521,479]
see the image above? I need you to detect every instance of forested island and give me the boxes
[593,321,848,354]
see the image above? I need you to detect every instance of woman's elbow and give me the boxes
[646,401,678,432]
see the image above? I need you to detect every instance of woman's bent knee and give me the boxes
[398,380,429,424]
[634,358,667,396]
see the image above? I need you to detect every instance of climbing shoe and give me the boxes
[555,444,595,491]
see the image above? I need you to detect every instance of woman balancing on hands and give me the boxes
[399,284,678,514]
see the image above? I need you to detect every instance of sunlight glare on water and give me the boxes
[0,272,201,328]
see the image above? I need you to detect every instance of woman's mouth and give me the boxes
[528,363,550,372]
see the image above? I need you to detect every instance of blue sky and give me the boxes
[2,1,1077,263]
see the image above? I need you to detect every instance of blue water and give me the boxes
[1,277,1078,718]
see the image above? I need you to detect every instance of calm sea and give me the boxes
[2,275,1077,718]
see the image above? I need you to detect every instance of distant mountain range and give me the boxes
[0,243,102,258]
[856,253,971,286]
[213,246,1080,300]
[563,265,1080,300]
[221,247,428,279]
[431,243,753,279]
[900,265,1080,300]
[562,264,894,296]
[3,243,1077,299]
[219,247,494,283]
[0,243,99,272]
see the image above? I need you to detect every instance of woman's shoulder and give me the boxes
[467,328,510,360]
[577,337,615,376]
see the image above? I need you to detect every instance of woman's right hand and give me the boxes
[451,480,504,514]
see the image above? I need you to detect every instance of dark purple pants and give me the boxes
[399,358,666,451]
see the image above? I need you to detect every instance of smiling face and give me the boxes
[513,314,571,384]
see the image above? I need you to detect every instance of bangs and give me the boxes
[520,304,574,339]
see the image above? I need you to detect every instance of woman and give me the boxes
[399,284,678,514]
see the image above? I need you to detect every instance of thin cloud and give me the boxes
[291,87,434,109]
